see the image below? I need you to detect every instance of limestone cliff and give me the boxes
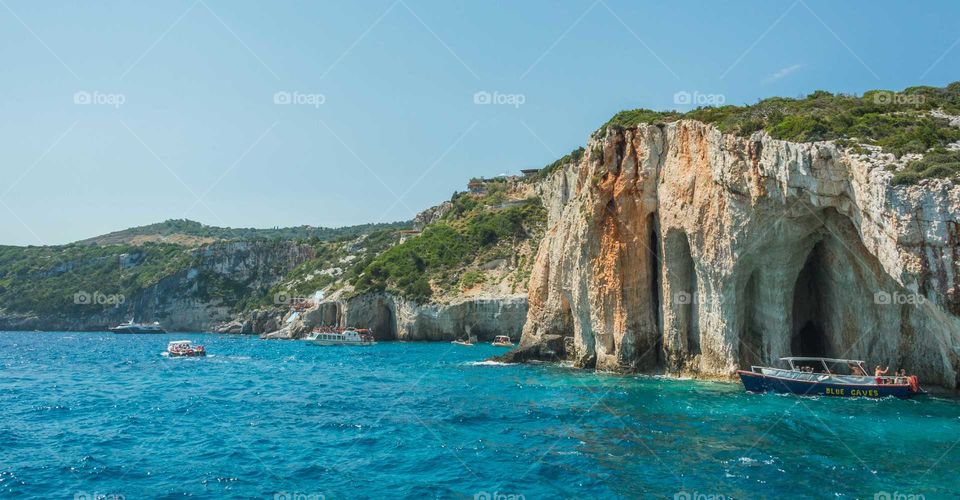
[517,120,960,388]
[259,292,527,342]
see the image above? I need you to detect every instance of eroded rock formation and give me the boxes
[517,120,960,388]
[260,293,527,342]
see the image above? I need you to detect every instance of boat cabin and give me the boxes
[781,357,867,376]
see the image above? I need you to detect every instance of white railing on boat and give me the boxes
[754,366,910,386]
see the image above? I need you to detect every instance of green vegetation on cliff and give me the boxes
[79,218,411,246]
[599,82,960,171]
[592,82,960,186]
[537,147,584,178]
[256,229,401,308]
[0,218,408,318]
[351,194,546,302]
[891,149,960,185]
[0,243,192,315]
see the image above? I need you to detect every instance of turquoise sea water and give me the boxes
[1,332,958,499]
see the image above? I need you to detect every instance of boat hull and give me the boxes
[737,370,917,398]
[308,340,375,346]
[111,327,165,334]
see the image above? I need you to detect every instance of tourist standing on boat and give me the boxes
[875,365,889,384]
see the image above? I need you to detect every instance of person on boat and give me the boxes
[848,363,866,376]
[875,365,889,384]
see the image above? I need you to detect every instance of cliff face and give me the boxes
[0,241,315,332]
[519,120,960,388]
[258,293,527,342]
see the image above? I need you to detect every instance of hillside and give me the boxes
[0,219,411,330]
[266,175,547,306]
[77,219,411,246]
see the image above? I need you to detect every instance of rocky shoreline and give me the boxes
[214,293,528,343]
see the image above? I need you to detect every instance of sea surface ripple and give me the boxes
[1,332,958,499]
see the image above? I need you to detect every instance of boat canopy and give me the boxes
[780,357,865,364]
[778,357,868,374]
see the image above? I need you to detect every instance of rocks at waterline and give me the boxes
[249,293,528,342]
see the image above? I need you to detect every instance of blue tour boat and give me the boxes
[737,357,922,399]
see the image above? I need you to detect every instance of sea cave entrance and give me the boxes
[648,213,663,365]
[374,303,397,340]
[790,240,833,358]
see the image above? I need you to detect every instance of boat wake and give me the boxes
[466,360,516,367]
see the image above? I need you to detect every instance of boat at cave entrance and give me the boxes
[304,327,376,346]
[737,357,922,398]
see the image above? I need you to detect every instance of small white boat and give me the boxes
[452,335,477,346]
[111,320,165,334]
[491,335,514,347]
[305,329,376,346]
[166,340,206,357]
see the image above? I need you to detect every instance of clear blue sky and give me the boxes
[1,0,958,245]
